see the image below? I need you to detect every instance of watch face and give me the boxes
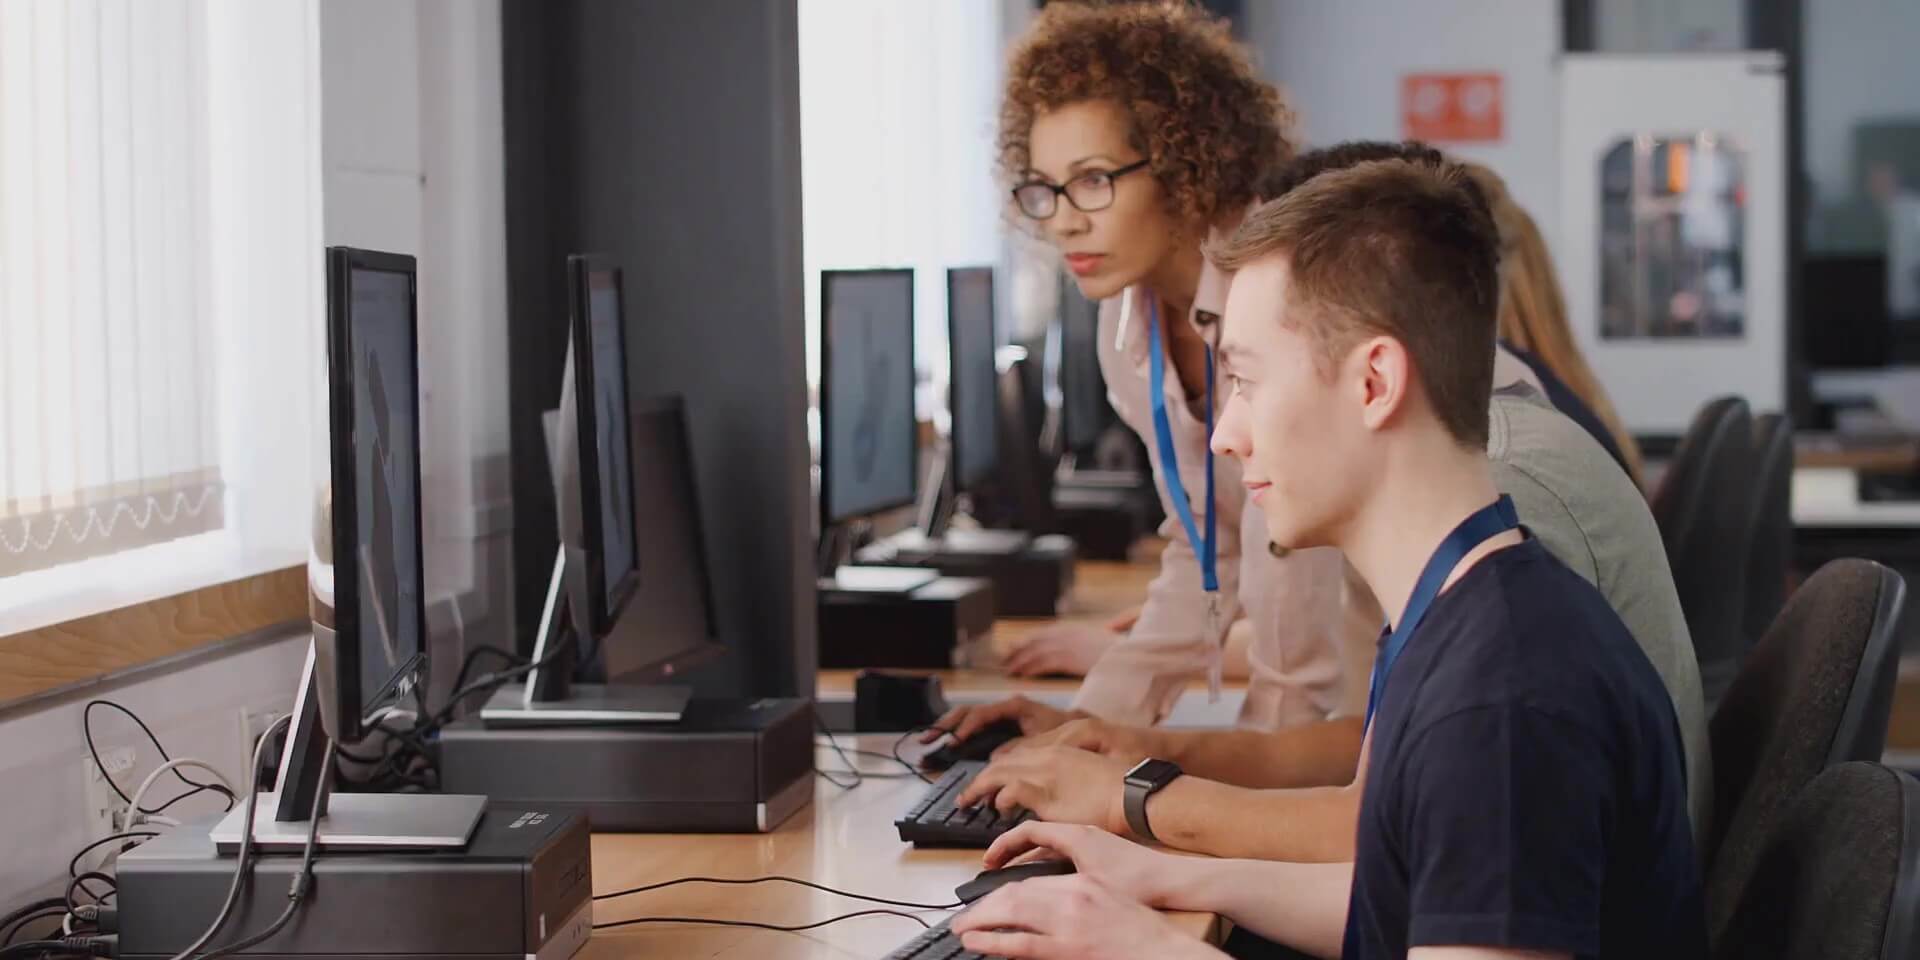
[1126,758,1180,787]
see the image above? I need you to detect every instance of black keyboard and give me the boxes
[882,917,1003,959]
[895,761,1034,848]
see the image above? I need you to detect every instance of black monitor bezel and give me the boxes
[819,267,919,528]
[565,253,642,638]
[947,265,1000,493]
[324,245,429,745]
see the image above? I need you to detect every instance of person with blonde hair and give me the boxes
[1464,163,1646,488]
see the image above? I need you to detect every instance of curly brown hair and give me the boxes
[999,1,1296,228]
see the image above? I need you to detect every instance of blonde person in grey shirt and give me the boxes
[953,144,1710,863]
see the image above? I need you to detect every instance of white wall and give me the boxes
[1243,0,1562,248]
[0,631,309,909]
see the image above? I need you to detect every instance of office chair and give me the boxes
[1743,413,1794,648]
[1710,762,1920,959]
[1704,559,1908,940]
[1651,395,1755,711]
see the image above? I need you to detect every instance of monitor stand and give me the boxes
[477,544,691,727]
[209,642,487,852]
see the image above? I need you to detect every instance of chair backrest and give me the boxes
[1743,413,1794,646]
[1711,762,1920,960]
[1652,395,1756,709]
[1706,559,1908,935]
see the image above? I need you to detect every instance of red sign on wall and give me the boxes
[1401,73,1504,143]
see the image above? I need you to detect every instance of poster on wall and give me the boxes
[1401,73,1503,143]
[1559,53,1786,437]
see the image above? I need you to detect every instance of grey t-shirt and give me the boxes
[1489,384,1713,841]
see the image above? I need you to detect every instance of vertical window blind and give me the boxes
[1,0,223,577]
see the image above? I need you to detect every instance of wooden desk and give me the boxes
[580,737,1222,958]
[818,538,1253,729]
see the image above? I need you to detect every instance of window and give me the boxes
[0,0,323,636]
[798,0,1004,425]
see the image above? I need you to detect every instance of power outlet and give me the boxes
[237,707,285,791]
[82,746,136,847]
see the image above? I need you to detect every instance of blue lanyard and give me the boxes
[1363,495,1520,731]
[1146,296,1217,594]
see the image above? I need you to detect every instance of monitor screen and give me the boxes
[822,269,916,524]
[1059,277,1109,455]
[600,398,723,681]
[325,248,427,742]
[948,267,998,491]
[586,270,637,610]
[557,257,640,639]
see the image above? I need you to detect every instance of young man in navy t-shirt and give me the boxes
[950,156,1703,960]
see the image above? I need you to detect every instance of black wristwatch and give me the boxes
[1123,758,1182,842]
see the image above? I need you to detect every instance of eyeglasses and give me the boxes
[1011,160,1151,220]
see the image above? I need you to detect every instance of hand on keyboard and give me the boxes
[896,762,1035,848]
[952,746,1133,837]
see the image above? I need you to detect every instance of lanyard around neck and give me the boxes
[1363,495,1521,731]
[1146,294,1217,595]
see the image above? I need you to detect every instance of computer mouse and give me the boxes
[955,859,1078,904]
[922,720,1023,771]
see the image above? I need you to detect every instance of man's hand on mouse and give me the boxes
[920,696,1086,746]
[951,873,1221,960]
[982,821,1176,909]
[954,745,1131,835]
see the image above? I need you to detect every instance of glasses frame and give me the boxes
[1011,159,1151,220]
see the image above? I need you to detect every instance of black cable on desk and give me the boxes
[812,714,865,790]
[893,726,946,784]
[592,875,962,911]
[592,907,935,934]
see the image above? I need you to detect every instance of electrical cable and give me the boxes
[145,783,234,816]
[67,833,157,880]
[812,714,863,790]
[0,937,114,960]
[162,712,291,960]
[893,726,945,785]
[63,874,115,916]
[191,746,330,960]
[83,700,235,808]
[1,909,66,947]
[591,874,962,911]
[129,760,235,818]
[592,907,934,934]
[0,904,62,946]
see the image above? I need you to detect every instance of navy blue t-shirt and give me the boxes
[1343,538,1704,960]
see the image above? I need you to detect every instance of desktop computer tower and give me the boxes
[118,806,593,960]
[439,697,815,833]
[1054,483,1155,561]
[818,575,996,668]
[856,534,1075,617]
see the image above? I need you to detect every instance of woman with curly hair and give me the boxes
[930,0,1368,779]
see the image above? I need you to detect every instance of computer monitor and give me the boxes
[210,246,486,852]
[318,246,428,746]
[947,266,999,492]
[599,395,726,683]
[485,256,697,724]
[557,255,640,644]
[1058,274,1109,458]
[820,268,917,527]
